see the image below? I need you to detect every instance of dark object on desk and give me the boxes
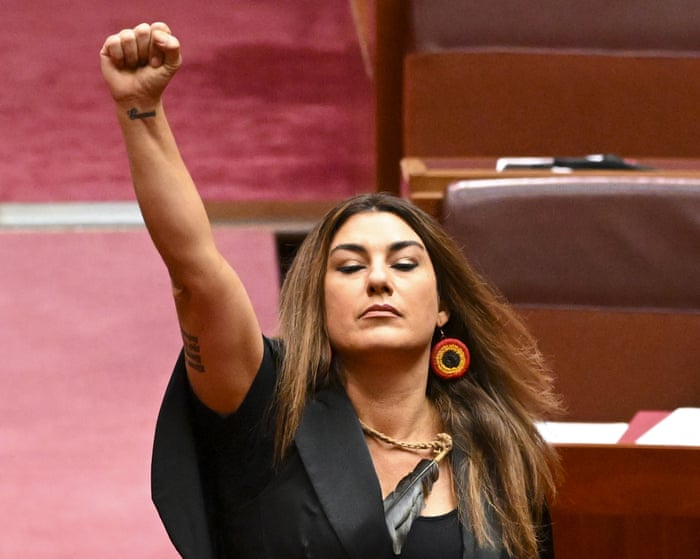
[496,154,653,172]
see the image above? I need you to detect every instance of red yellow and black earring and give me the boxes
[430,330,470,379]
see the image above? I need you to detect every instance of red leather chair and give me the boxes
[441,175,700,421]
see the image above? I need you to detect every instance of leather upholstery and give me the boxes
[409,0,700,53]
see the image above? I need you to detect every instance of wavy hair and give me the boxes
[276,193,561,559]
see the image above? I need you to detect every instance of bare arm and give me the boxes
[100,22,263,414]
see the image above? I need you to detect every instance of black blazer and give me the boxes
[151,349,514,559]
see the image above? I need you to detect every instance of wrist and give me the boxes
[125,107,158,120]
[114,98,164,123]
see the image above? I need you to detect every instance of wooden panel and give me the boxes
[404,52,700,159]
[203,199,336,223]
[519,309,700,422]
[552,444,700,559]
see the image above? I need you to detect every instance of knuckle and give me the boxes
[134,22,151,37]
[119,28,136,42]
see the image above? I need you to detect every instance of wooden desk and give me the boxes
[551,444,700,559]
[401,157,700,219]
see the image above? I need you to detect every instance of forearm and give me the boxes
[116,99,217,287]
[102,23,264,413]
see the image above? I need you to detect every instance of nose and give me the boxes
[367,262,393,295]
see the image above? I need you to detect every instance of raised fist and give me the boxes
[100,22,182,106]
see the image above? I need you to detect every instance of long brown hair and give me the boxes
[276,193,561,559]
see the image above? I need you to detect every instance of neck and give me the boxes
[339,351,439,440]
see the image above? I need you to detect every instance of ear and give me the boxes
[436,308,450,328]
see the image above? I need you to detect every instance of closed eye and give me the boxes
[337,264,365,274]
[392,260,418,271]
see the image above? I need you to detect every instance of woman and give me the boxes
[101,23,560,559]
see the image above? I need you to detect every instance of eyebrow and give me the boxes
[329,240,425,256]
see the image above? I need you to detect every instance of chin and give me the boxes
[343,336,428,356]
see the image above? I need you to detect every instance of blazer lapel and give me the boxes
[295,387,393,559]
[296,390,507,559]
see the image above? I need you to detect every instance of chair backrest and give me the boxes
[441,175,700,421]
[375,0,700,192]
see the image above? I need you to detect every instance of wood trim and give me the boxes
[374,0,408,194]
[203,199,339,223]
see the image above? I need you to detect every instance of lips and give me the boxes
[360,304,401,318]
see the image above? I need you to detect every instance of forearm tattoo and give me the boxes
[127,107,157,120]
[181,329,205,373]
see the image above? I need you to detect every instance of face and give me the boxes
[324,211,449,359]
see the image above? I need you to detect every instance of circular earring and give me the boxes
[430,331,470,379]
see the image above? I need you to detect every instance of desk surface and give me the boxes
[402,156,700,218]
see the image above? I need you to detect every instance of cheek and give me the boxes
[324,273,355,305]
[420,292,443,329]
[323,301,346,350]
[323,280,346,330]
[409,276,441,309]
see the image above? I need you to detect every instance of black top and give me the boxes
[403,511,463,559]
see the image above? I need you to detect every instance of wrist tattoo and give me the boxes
[181,329,205,373]
[127,107,157,120]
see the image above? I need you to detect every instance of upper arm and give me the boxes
[173,251,265,415]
